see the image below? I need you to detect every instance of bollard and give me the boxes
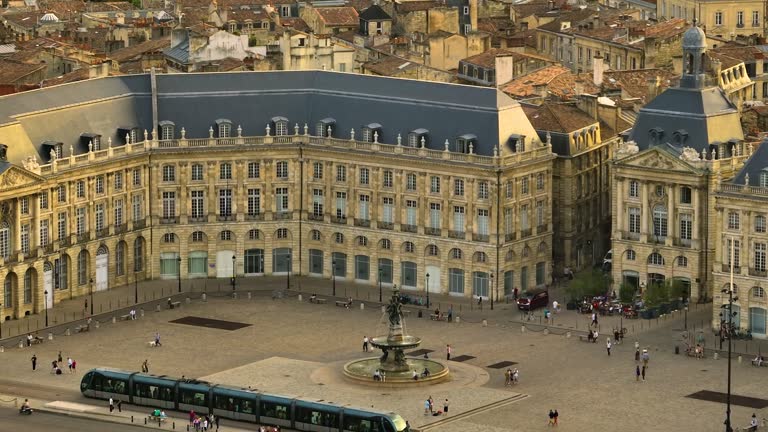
[145,418,147,425]
[298,294,303,302]
[381,306,386,313]
[566,331,571,338]
[112,316,117,324]
[0,345,3,352]
[521,325,526,333]
[247,292,252,300]
[65,328,71,336]
[173,421,175,429]
[482,319,488,327]
[543,328,549,335]
[131,416,134,423]
[738,355,742,364]
[140,309,145,317]
[95,320,100,328]
[202,293,207,302]
[156,304,161,312]
[233,292,238,299]
[48,332,53,340]
[360,303,365,310]
[186,297,191,304]
[455,316,460,324]
[714,352,719,360]
[675,346,679,355]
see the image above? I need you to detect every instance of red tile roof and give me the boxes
[314,6,359,26]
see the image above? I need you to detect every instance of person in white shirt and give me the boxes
[552,300,560,313]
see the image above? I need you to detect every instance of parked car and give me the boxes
[517,289,549,311]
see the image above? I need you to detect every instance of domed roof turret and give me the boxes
[682,24,706,50]
[40,12,59,23]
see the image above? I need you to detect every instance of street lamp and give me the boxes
[425,273,430,309]
[286,252,291,290]
[89,278,94,315]
[43,291,49,327]
[723,236,738,432]
[0,302,3,337]
[231,254,236,291]
[490,273,494,311]
[378,268,383,303]
[176,256,181,293]
[332,259,337,297]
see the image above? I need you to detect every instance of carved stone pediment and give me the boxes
[618,147,695,173]
[0,165,44,189]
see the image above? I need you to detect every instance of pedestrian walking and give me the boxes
[642,349,649,367]
[142,359,149,373]
[553,410,559,426]
[478,297,483,311]
[84,298,88,311]
[512,368,519,384]
[443,399,449,416]
[424,398,430,415]
[504,368,512,386]
[548,410,555,426]
[109,397,114,413]
[31,354,37,371]
[446,344,452,361]
[641,365,646,381]
[117,399,122,412]
[428,396,434,414]
[606,338,612,356]
[636,365,640,381]
[155,332,161,347]
[363,336,369,352]
[513,287,519,300]
[72,359,76,373]
[203,418,209,431]
[591,312,598,327]
[189,410,196,424]
[67,357,73,373]
[635,348,640,362]
[58,351,63,364]
[447,306,453,322]
[215,414,220,430]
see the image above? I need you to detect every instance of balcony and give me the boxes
[331,215,347,225]
[354,218,371,228]
[749,268,767,277]
[133,219,146,229]
[189,216,206,223]
[77,232,90,243]
[401,224,417,233]
[377,221,394,230]
[246,213,264,221]
[521,228,532,238]
[425,227,441,236]
[274,212,292,220]
[41,244,54,255]
[308,213,324,221]
[160,217,178,225]
[537,224,547,234]
[505,233,516,242]
[722,264,740,273]
[217,215,234,222]
[449,230,465,240]
[674,238,692,248]
[473,233,490,242]
[621,231,640,241]
[114,223,127,234]
[96,228,109,238]
[59,237,71,247]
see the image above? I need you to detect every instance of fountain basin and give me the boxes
[343,357,449,386]
[369,335,422,351]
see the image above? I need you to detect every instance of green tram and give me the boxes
[81,368,409,432]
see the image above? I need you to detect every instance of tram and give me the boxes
[81,368,409,432]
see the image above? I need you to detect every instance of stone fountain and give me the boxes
[343,288,449,384]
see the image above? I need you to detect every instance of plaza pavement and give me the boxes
[0,276,767,431]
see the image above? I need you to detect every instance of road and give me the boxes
[0,406,152,432]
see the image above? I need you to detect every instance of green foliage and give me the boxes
[565,270,609,302]
[643,281,669,308]
[618,283,635,304]
[130,0,142,8]
[248,36,258,47]
[668,279,689,301]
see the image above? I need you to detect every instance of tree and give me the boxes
[566,270,609,302]
[618,283,635,304]
[643,281,669,308]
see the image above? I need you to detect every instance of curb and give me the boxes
[37,406,171,431]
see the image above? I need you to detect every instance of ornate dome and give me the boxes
[682,25,706,50]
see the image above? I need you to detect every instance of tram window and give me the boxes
[113,381,127,394]
[296,407,338,428]
[181,390,207,406]
[103,379,128,394]
[215,396,254,414]
[344,416,381,432]
[91,375,103,391]
[381,418,396,432]
[81,373,93,392]
[159,387,174,401]
[261,401,288,420]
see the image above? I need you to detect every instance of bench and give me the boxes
[335,301,351,308]
[120,314,131,321]
[752,359,768,367]
[170,301,182,310]
[30,337,44,345]
[402,309,412,317]
[578,335,596,343]
[430,314,447,321]
[75,325,89,334]
[311,298,327,304]
[148,415,167,423]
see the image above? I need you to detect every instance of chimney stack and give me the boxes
[647,76,660,102]
[469,0,478,32]
[592,53,605,86]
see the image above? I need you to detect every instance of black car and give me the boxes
[517,289,549,311]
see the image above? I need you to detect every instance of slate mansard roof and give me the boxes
[0,70,531,161]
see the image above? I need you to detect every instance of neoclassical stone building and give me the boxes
[0,70,556,321]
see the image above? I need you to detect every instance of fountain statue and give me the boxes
[343,287,449,384]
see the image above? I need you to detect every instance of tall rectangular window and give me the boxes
[57,212,67,240]
[20,224,29,254]
[680,214,692,240]
[162,165,175,182]
[477,209,489,235]
[454,206,465,233]
[58,184,67,202]
[755,242,767,272]
[383,170,393,188]
[536,200,544,226]
[478,181,489,199]
[359,168,370,186]
[727,239,741,268]
[430,176,440,193]
[313,189,324,217]
[133,168,141,186]
[132,195,142,222]
[629,207,640,233]
[336,165,347,182]
[39,192,48,210]
[20,197,28,214]
[95,176,104,194]
[680,186,692,204]
[715,11,723,26]
[505,181,513,199]
[629,180,639,198]
[75,181,84,198]
[114,172,123,191]
[39,219,49,247]
[114,198,123,226]
[219,189,232,216]
[737,11,744,26]
[753,11,760,26]
[429,203,441,229]
[276,187,288,213]
[521,204,530,231]
[162,191,176,218]
[276,161,288,179]
[220,163,232,180]
[728,211,740,230]
[352,195,368,222]
[191,164,204,181]
[454,179,464,196]
[336,192,347,218]
[521,177,529,194]
[76,207,86,235]
[406,173,417,191]
[313,162,323,180]
[382,197,394,223]
[191,191,204,218]
[248,189,260,216]
[653,207,668,237]
[406,200,417,226]
[95,203,104,231]
[504,208,513,235]
[248,162,260,179]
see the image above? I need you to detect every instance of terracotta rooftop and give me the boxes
[198,56,246,71]
[314,6,359,26]
[109,37,170,63]
[86,2,135,12]
[38,0,86,15]
[396,1,438,13]
[501,65,598,99]
[278,17,311,33]
[711,45,763,63]
[706,51,743,70]
[525,102,598,133]
[2,11,47,29]
[462,48,551,69]
[363,55,418,76]
[0,59,46,84]
[642,18,686,39]
[601,68,675,103]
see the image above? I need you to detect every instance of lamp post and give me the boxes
[89,278,94,315]
[332,259,337,297]
[0,302,3,337]
[44,291,49,327]
[490,273,494,311]
[134,270,139,304]
[378,268,383,303]
[723,236,738,432]
[231,254,236,291]
[425,273,430,309]
[176,256,181,293]
[286,252,291,290]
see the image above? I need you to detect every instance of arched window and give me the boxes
[648,252,664,266]
[162,233,176,243]
[626,249,636,261]
[380,239,391,250]
[426,244,439,256]
[676,256,688,267]
[220,230,233,241]
[191,231,206,242]
[23,268,33,304]
[522,246,530,258]
[752,286,765,298]
[505,250,515,262]
[3,273,13,307]
[474,251,488,263]
[271,116,289,136]
[538,242,547,254]
[760,169,768,188]
[116,241,126,276]
[77,250,88,285]
[450,248,463,260]
[653,205,668,237]
[216,119,232,138]
[309,230,321,241]
[134,237,144,271]
[334,233,344,244]
[276,228,288,239]
[403,241,415,253]
[159,120,175,140]
[357,236,368,247]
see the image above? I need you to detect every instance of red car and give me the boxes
[517,289,549,311]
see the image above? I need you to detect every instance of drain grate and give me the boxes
[450,355,476,362]
[686,390,768,409]
[169,316,251,331]
[487,361,518,369]
[408,349,435,357]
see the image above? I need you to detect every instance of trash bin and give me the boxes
[418,310,423,318]
[675,345,679,355]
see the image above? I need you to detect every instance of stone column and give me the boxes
[692,187,700,243]
[666,185,675,246]
[640,181,649,241]
[615,177,624,234]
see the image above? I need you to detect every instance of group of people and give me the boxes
[634,343,650,381]
[586,330,600,343]
[547,409,560,426]
[35,351,75,375]
[189,410,219,431]
[372,369,387,382]
[504,368,519,385]
[26,333,43,346]
[423,396,448,416]
[129,309,138,320]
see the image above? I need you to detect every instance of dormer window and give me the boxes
[361,123,382,142]
[159,121,175,141]
[408,128,429,148]
[649,127,664,146]
[760,169,768,187]
[80,133,101,151]
[672,129,689,146]
[454,134,477,153]
[271,116,289,136]
[508,134,525,152]
[316,118,336,137]
[726,139,740,157]
[215,119,232,138]
[41,141,63,159]
[117,126,140,144]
